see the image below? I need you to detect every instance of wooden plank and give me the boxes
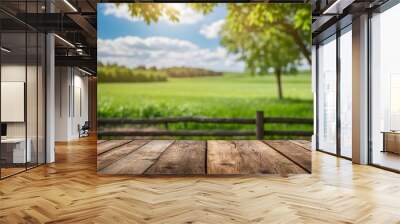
[290,140,312,151]
[99,140,174,175]
[97,140,131,155]
[97,140,107,144]
[265,140,312,173]
[145,141,206,175]
[97,140,150,171]
[234,141,306,175]
[207,140,242,175]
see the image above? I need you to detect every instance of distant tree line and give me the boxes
[98,64,168,83]
[165,67,222,78]
[98,63,223,83]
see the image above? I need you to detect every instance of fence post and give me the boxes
[256,111,264,140]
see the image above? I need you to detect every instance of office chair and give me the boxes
[79,121,90,138]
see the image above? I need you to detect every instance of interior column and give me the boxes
[45,1,55,163]
[352,14,369,164]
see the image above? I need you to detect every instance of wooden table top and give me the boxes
[97,140,311,176]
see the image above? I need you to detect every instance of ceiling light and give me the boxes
[63,0,78,12]
[78,67,92,76]
[54,34,75,48]
[76,48,85,55]
[1,47,11,53]
[323,0,341,14]
[322,0,355,15]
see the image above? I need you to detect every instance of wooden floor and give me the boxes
[97,140,311,175]
[0,167,26,178]
[1,137,400,223]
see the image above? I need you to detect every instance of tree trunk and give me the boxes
[275,68,283,100]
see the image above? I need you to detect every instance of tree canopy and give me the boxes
[219,4,310,99]
[116,3,311,99]
[115,3,310,64]
[115,3,180,24]
[222,4,311,65]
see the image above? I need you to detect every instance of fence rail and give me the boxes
[98,111,313,139]
[98,116,313,125]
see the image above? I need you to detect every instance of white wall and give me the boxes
[1,82,25,122]
[72,73,89,138]
[54,67,89,141]
[1,63,46,164]
[1,65,26,139]
[55,67,69,141]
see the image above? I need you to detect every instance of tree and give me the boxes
[219,3,309,99]
[222,4,311,65]
[221,24,301,99]
[137,65,146,70]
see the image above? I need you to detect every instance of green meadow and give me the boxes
[98,72,313,139]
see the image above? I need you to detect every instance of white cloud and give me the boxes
[98,36,245,72]
[102,3,203,25]
[103,3,139,22]
[200,19,225,39]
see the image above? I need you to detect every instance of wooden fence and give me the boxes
[98,111,313,139]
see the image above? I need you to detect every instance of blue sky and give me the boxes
[97,3,245,72]
[98,4,226,49]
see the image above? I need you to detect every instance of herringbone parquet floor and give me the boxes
[1,137,400,223]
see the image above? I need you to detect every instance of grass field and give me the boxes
[98,72,313,139]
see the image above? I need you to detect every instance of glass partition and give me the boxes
[317,35,337,154]
[1,31,28,177]
[370,3,400,171]
[339,27,352,158]
[0,1,46,179]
